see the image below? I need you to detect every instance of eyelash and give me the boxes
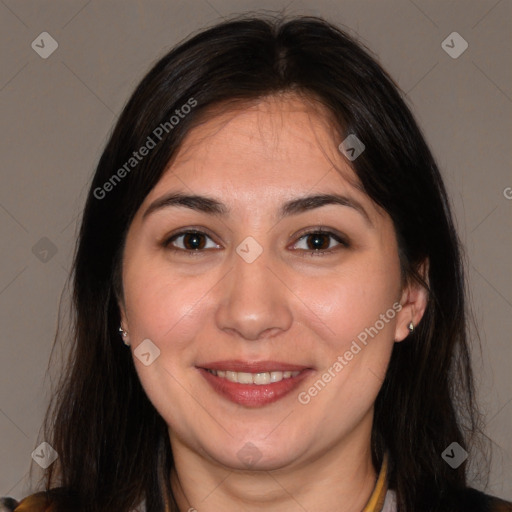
[162,228,350,258]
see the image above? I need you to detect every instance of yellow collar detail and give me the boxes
[362,452,389,512]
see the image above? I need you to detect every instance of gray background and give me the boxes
[1,0,511,502]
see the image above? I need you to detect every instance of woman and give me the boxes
[3,14,510,512]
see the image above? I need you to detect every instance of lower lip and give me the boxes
[197,368,314,407]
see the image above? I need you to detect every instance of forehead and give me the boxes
[140,94,380,222]
[168,95,350,177]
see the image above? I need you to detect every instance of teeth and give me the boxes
[237,372,253,384]
[270,371,283,383]
[226,371,237,383]
[206,369,301,384]
[254,372,270,385]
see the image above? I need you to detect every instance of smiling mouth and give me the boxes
[205,369,302,385]
[197,364,314,407]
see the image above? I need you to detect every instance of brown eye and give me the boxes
[292,229,349,256]
[305,233,331,251]
[164,231,218,253]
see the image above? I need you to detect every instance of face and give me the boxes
[119,95,421,473]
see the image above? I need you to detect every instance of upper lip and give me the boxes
[198,360,312,372]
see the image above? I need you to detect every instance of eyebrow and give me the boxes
[142,191,373,226]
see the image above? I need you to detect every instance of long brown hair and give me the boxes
[36,14,487,511]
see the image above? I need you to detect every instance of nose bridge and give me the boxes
[233,238,271,296]
[214,236,292,340]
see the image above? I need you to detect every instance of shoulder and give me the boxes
[455,488,512,512]
[0,493,49,511]
[0,490,146,512]
[0,488,78,512]
[384,487,511,512]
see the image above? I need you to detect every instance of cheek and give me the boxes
[122,255,214,421]
[123,252,218,349]
[309,256,401,347]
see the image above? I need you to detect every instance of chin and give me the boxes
[204,435,308,472]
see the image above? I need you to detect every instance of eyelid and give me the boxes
[291,226,349,245]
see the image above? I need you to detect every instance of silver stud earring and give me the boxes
[408,321,414,334]
[119,326,130,346]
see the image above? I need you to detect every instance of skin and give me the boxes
[119,94,428,512]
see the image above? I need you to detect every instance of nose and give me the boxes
[214,243,293,341]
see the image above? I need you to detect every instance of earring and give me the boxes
[119,326,130,346]
[408,321,414,334]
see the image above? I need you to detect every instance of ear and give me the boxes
[394,260,429,342]
[118,295,129,333]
